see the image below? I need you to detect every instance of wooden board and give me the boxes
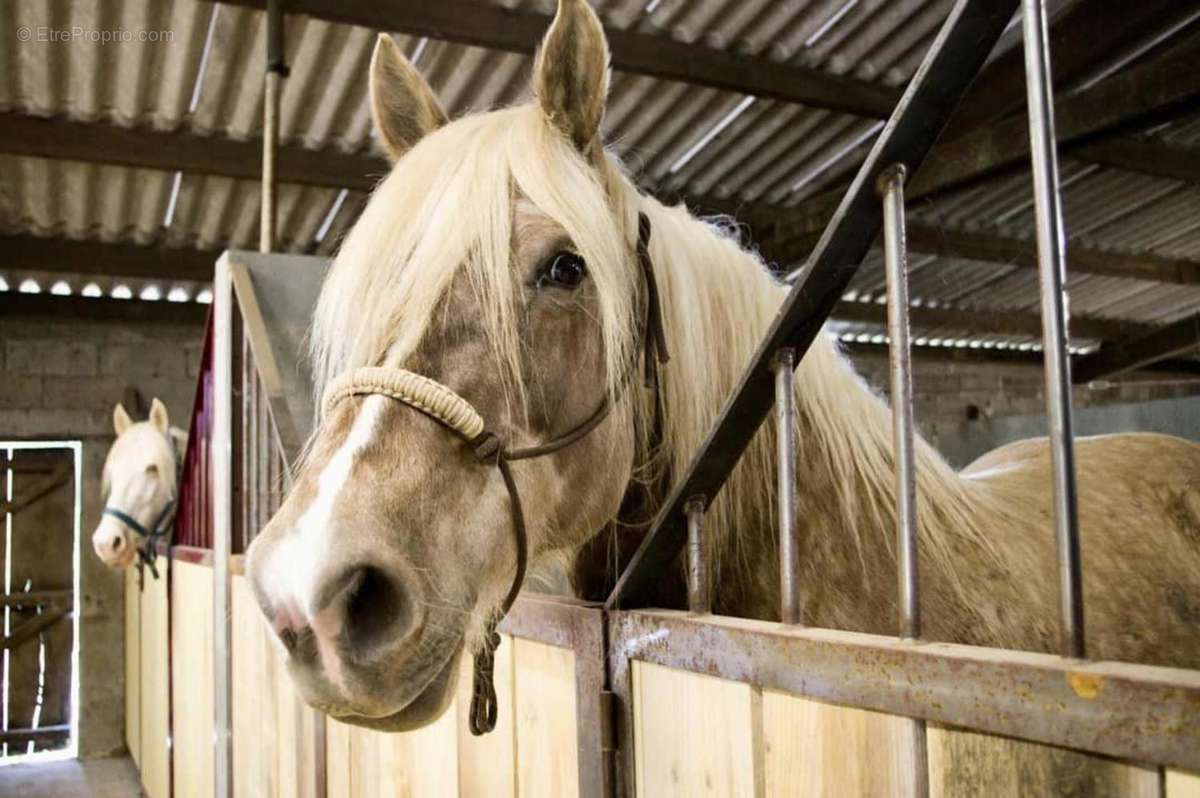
[139,556,171,798]
[762,691,918,797]
[330,708,458,797]
[232,573,277,798]
[632,660,763,797]
[928,724,1160,797]
[172,560,215,798]
[457,634,516,797]
[231,573,324,798]
[1168,770,1200,797]
[125,566,141,768]
[513,638,579,798]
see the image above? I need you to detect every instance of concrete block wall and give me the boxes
[0,317,204,758]
[851,352,1200,465]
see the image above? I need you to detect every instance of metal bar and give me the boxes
[212,254,234,798]
[607,0,1021,610]
[685,499,709,615]
[879,165,920,642]
[260,0,286,253]
[773,349,800,625]
[879,165,930,796]
[498,594,609,798]
[1022,0,1085,660]
[609,609,1200,771]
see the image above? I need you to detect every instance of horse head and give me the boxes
[94,399,178,569]
[247,0,660,730]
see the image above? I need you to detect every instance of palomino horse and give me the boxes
[248,0,1200,788]
[94,399,185,570]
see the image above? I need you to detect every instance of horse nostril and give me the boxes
[111,535,124,553]
[313,565,412,655]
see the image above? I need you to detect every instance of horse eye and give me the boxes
[538,252,586,289]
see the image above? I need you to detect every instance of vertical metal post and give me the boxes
[880,163,929,798]
[685,498,709,614]
[212,255,234,798]
[773,349,801,625]
[1022,0,1085,660]
[260,0,287,254]
[879,164,920,641]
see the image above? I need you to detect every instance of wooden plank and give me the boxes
[0,294,209,326]
[140,556,171,798]
[273,632,323,798]
[1073,312,1200,383]
[0,231,218,282]
[125,567,142,768]
[0,589,73,608]
[216,0,899,119]
[514,638,580,798]
[0,112,382,193]
[232,574,277,798]
[1168,770,1200,797]
[325,719,353,798]
[632,661,762,797]
[0,725,69,745]
[1,607,69,650]
[172,560,215,798]
[762,691,917,796]
[457,634,516,797]
[928,725,1160,797]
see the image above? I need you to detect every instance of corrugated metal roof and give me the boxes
[0,0,1197,354]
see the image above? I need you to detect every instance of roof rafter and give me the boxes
[216,0,901,119]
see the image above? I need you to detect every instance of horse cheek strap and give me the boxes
[320,213,663,736]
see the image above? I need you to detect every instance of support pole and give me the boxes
[880,163,929,798]
[260,0,288,253]
[773,349,801,625]
[879,164,921,641]
[1022,0,1086,660]
[685,498,709,615]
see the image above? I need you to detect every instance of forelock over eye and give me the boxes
[536,252,587,290]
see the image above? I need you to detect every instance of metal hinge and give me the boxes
[599,689,617,752]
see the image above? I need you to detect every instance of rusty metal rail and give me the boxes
[608,609,1200,773]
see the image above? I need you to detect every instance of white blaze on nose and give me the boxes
[263,396,387,625]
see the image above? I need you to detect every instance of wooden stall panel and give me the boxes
[457,634,516,798]
[125,566,141,768]
[139,556,171,798]
[232,573,323,798]
[232,574,277,798]
[762,691,918,797]
[325,718,353,798]
[172,561,214,798]
[928,725,1159,797]
[632,661,762,797]
[513,638,578,798]
[1169,770,1200,797]
[331,709,458,797]
[272,647,324,798]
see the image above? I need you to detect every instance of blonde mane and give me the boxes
[309,102,1002,605]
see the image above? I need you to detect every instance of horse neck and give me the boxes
[646,203,978,618]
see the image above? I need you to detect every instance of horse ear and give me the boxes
[113,403,132,436]
[533,0,611,153]
[149,398,169,434]
[370,33,448,162]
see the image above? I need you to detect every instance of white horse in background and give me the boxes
[93,399,186,569]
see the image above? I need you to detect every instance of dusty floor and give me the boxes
[0,756,141,797]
